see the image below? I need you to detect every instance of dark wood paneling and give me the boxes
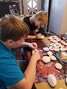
[0,2,19,18]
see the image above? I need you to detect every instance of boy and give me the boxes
[23,11,48,36]
[0,16,40,89]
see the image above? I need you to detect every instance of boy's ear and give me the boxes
[7,40,13,45]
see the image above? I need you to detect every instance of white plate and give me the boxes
[49,46,54,50]
[47,51,53,56]
[49,55,57,61]
[55,63,62,70]
[42,56,50,63]
[47,74,57,87]
[43,47,49,51]
[54,47,59,52]
[61,52,67,57]
[41,36,44,39]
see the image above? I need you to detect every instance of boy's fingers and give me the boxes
[32,43,38,49]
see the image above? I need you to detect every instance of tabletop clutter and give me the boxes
[32,34,67,88]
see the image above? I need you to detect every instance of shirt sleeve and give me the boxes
[0,61,24,87]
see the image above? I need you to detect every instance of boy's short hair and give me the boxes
[34,11,48,26]
[0,15,30,42]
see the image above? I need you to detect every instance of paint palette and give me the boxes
[56,51,67,63]
[49,42,67,51]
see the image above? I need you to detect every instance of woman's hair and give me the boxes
[33,11,48,26]
[0,15,30,42]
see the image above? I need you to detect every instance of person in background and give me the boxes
[12,4,19,15]
[9,5,13,14]
[0,16,40,89]
[23,11,48,38]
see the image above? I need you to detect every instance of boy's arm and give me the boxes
[13,51,40,89]
[21,42,38,49]
[26,35,36,39]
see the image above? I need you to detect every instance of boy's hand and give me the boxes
[31,49,40,62]
[28,42,38,49]
[32,42,38,49]
[36,33,44,39]
[21,42,37,49]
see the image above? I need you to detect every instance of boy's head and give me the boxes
[0,16,30,48]
[1,15,29,42]
[33,11,48,27]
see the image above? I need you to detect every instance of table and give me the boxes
[16,36,67,89]
[25,38,67,89]
[35,79,67,89]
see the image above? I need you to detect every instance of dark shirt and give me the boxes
[23,16,38,35]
